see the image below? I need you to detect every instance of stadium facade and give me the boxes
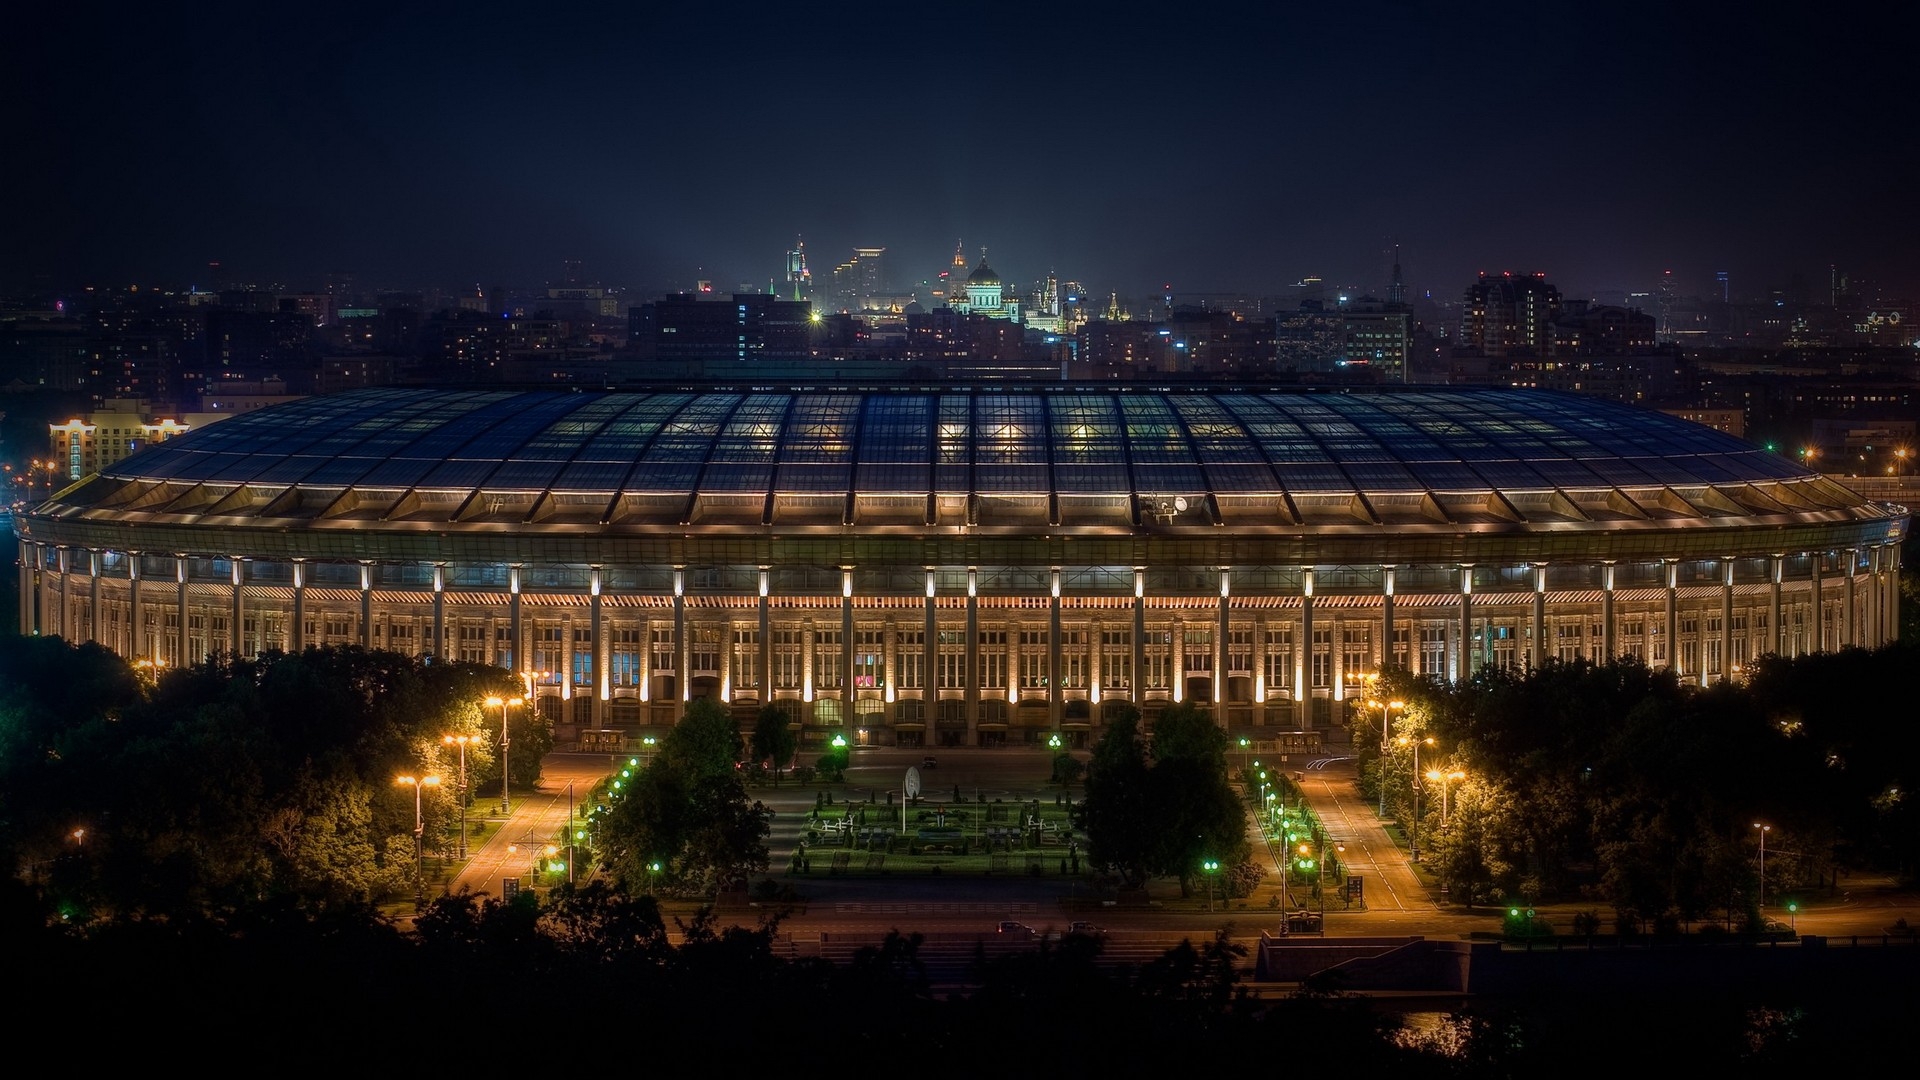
[14,385,1907,750]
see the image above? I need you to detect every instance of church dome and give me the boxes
[967,260,1001,286]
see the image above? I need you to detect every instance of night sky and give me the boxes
[6,3,1915,303]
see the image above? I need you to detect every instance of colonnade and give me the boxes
[18,542,1902,747]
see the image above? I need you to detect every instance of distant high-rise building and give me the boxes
[1461,272,1562,358]
[1343,299,1412,381]
[1656,270,1677,341]
[830,247,886,312]
[1715,270,1730,303]
[1386,247,1406,306]
[784,238,812,302]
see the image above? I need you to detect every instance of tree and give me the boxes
[595,699,770,896]
[749,704,797,786]
[1075,704,1155,888]
[662,697,743,779]
[1150,700,1228,766]
[1075,702,1248,895]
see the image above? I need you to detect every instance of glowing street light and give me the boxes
[1425,768,1467,827]
[1369,691,1405,817]
[442,734,473,858]
[486,695,523,814]
[395,773,442,899]
[1398,734,1435,861]
[1754,822,1771,909]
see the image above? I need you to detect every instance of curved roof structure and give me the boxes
[966,261,1001,286]
[37,386,1886,538]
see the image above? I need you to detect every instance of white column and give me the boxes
[590,566,604,725]
[1531,563,1547,669]
[1214,568,1229,709]
[1050,568,1064,727]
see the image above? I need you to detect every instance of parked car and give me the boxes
[1067,921,1107,938]
[997,920,1034,937]
[920,756,938,769]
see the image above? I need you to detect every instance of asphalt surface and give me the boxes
[448,744,1920,961]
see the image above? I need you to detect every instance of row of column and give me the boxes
[21,546,1904,723]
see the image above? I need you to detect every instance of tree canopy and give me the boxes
[1352,647,1920,926]
[1076,702,1250,895]
[593,696,769,896]
[0,638,528,919]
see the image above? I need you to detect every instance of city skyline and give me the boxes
[6,5,1915,302]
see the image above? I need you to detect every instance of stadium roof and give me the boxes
[42,385,1886,532]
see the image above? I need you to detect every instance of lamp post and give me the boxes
[487,695,523,814]
[1398,735,1433,861]
[565,778,576,885]
[1202,857,1219,913]
[1754,822,1771,909]
[1375,698,1404,816]
[1426,768,1466,827]
[442,734,472,858]
[395,774,442,900]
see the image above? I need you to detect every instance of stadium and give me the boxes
[13,384,1907,751]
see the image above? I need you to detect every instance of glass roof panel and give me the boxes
[552,460,632,489]
[973,397,1046,465]
[91,387,1843,518]
[1119,397,1197,465]
[482,459,564,491]
[1276,463,1359,492]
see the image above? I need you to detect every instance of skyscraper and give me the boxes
[830,247,886,312]
[784,238,812,303]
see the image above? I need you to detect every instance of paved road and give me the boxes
[445,744,1920,953]
[448,752,609,897]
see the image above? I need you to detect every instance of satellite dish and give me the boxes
[1173,496,1189,512]
[904,766,922,799]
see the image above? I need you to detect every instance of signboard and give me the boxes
[1346,876,1363,902]
[904,766,922,799]
[503,877,520,900]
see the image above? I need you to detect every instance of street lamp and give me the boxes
[486,695,523,814]
[395,774,442,900]
[1754,822,1771,909]
[1374,698,1404,816]
[442,734,472,858]
[565,779,576,885]
[1202,857,1219,913]
[1425,768,1466,827]
[1398,734,1433,861]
